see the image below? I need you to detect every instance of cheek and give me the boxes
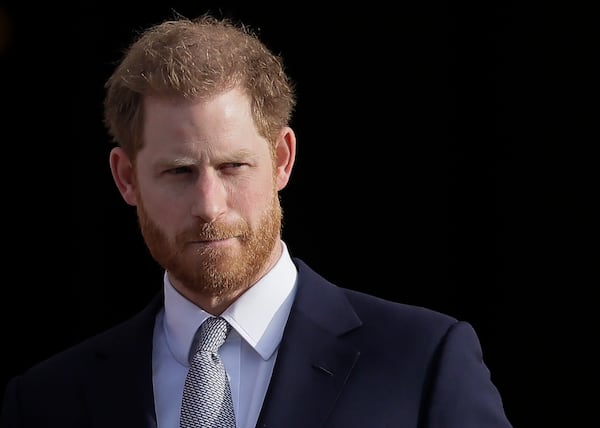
[138,186,188,231]
[231,176,275,215]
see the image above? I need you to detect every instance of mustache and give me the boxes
[176,221,249,243]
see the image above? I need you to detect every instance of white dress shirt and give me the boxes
[152,242,298,428]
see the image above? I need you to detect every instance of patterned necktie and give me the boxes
[180,316,236,428]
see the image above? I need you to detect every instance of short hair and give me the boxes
[103,14,296,158]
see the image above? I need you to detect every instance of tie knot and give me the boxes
[197,317,231,353]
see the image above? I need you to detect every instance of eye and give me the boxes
[167,166,193,175]
[221,162,246,170]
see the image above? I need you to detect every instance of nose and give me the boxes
[190,169,227,223]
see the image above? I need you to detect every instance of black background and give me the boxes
[0,1,594,426]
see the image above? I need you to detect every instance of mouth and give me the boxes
[189,236,237,247]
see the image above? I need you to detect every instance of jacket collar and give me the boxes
[83,257,362,428]
[256,257,362,428]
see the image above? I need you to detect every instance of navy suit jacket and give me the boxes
[1,258,512,427]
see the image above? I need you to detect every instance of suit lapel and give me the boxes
[256,258,362,428]
[78,259,361,428]
[86,292,163,428]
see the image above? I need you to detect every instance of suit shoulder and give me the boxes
[343,287,458,329]
[15,292,162,380]
[292,256,460,338]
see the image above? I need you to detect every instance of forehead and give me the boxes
[140,90,268,158]
[144,87,253,126]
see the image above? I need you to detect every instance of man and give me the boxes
[0,14,513,428]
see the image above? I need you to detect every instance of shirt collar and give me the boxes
[163,241,298,365]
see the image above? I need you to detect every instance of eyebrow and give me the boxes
[169,157,200,167]
[159,149,258,167]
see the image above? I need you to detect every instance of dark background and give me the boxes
[1,1,594,426]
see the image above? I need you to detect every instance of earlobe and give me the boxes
[109,147,138,206]
[275,127,296,190]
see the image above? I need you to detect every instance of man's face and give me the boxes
[129,88,286,298]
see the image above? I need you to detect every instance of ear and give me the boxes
[109,147,138,206]
[274,127,296,191]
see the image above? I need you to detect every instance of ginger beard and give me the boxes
[135,187,282,296]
